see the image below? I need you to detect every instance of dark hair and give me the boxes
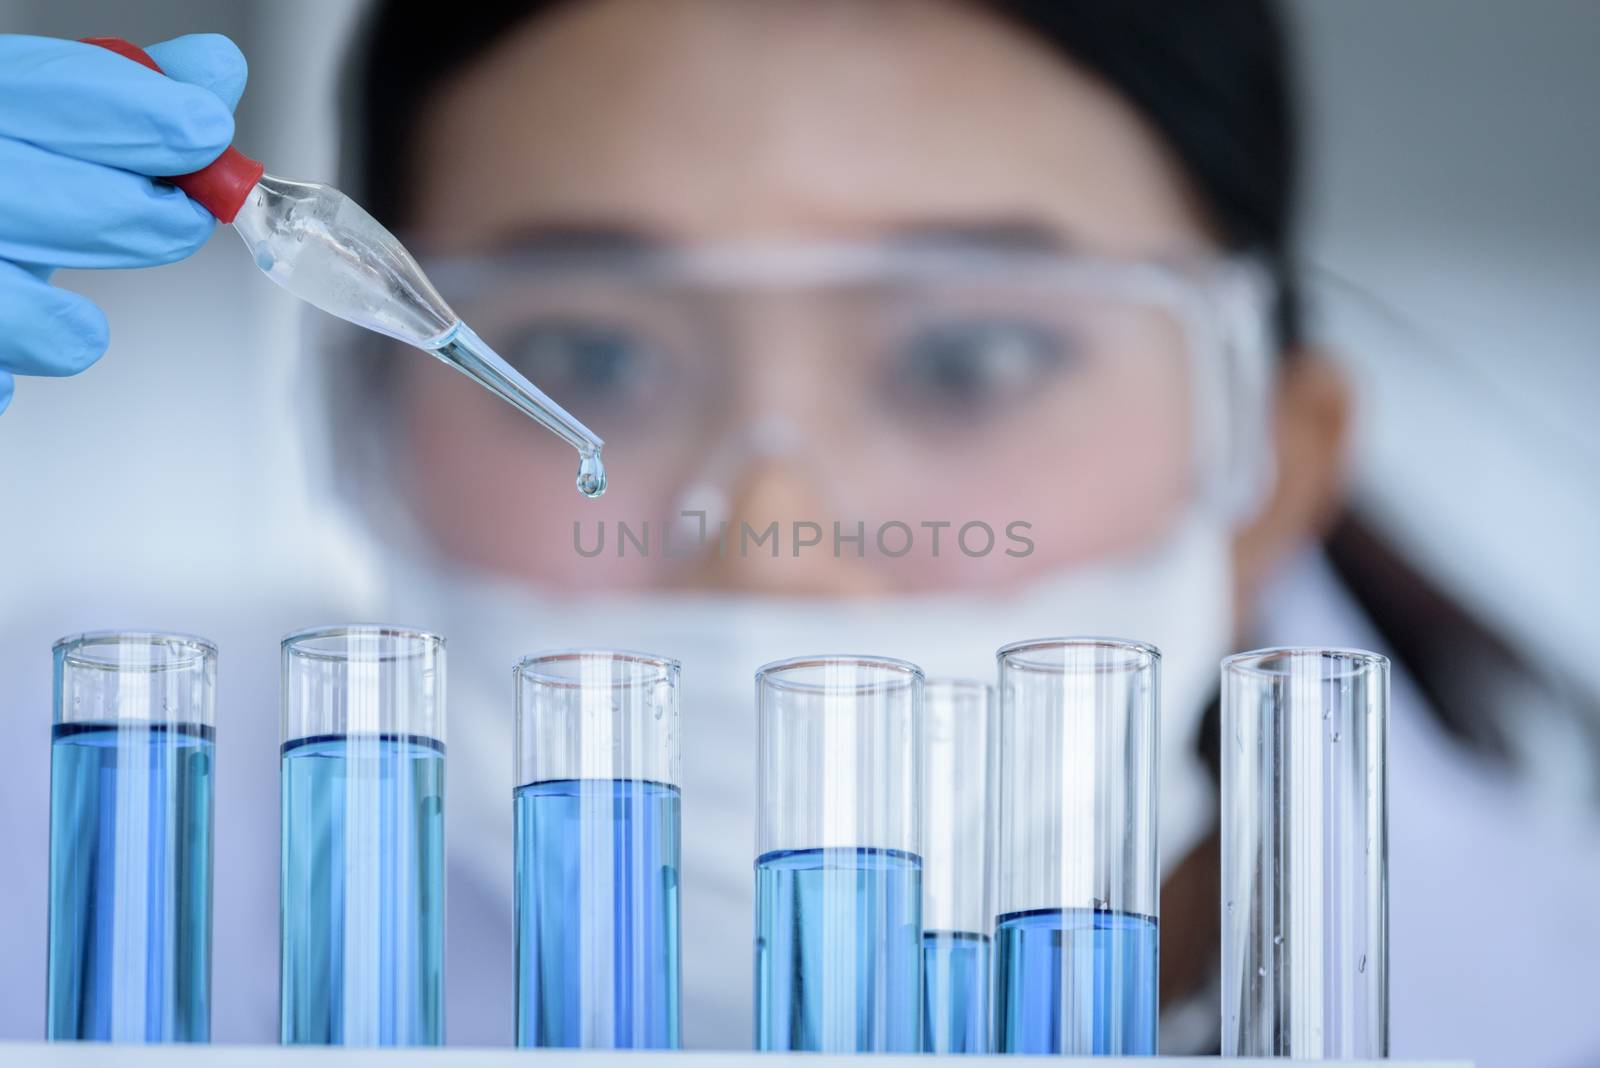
[349,0,1302,345]
[345,0,1575,766]
[977,1,1303,346]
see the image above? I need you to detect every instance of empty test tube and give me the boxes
[1221,648,1388,1057]
[47,632,216,1042]
[921,679,996,1054]
[279,626,446,1046]
[754,656,924,1053]
[514,650,682,1049]
[994,638,1160,1055]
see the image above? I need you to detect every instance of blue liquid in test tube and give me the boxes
[515,778,681,1047]
[922,930,991,1053]
[279,626,446,1046]
[754,656,925,1053]
[279,733,446,1045]
[994,907,1158,1054]
[754,847,923,1052]
[47,722,214,1041]
[919,678,995,1054]
[515,651,681,1049]
[46,632,216,1044]
[994,639,1161,1056]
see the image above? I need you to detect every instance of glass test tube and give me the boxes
[1221,648,1388,1058]
[994,638,1160,1055]
[280,626,446,1046]
[514,650,682,1049]
[754,656,924,1053]
[921,679,995,1055]
[47,632,216,1042]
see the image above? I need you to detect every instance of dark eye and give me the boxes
[886,316,1072,418]
[499,320,660,409]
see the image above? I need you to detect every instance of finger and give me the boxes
[0,371,13,415]
[0,34,235,175]
[146,34,249,112]
[0,137,216,269]
[0,259,109,376]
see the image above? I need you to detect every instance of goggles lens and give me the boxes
[392,245,1272,571]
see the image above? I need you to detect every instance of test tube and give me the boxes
[993,638,1160,1055]
[1221,648,1388,1057]
[514,650,682,1049]
[279,626,446,1046]
[754,655,924,1053]
[921,679,995,1054]
[47,632,216,1042]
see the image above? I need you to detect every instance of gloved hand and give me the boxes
[0,33,247,415]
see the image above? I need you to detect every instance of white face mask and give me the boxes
[376,509,1232,1048]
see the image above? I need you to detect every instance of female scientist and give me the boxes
[2,2,1595,1063]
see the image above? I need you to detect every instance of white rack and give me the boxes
[6,1045,1474,1066]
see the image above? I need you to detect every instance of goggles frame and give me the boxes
[410,241,1279,525]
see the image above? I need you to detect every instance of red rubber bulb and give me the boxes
[81,36,265,224]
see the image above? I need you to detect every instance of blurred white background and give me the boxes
[0,0,1595,1053]
[1293,0,1600,705]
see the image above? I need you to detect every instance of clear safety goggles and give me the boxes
[405,242,1276,527]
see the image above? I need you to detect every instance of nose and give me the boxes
[666,293,888,596]
[673,450,889,596]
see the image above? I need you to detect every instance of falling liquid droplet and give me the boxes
[1258,966,1267,978]
[1226,900,1235,915]
[1358,954,1367,973]
[576,451,607,498]
[1273,934,1283,946]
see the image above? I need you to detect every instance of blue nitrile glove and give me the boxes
[0,33,247,415]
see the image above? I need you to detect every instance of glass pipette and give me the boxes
[84,36,607,498]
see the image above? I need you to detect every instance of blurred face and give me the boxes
[398,0,1243,596]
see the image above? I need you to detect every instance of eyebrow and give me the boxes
[479,216,1075,255]
[879,218,1076,253]
[484,222,666,255]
